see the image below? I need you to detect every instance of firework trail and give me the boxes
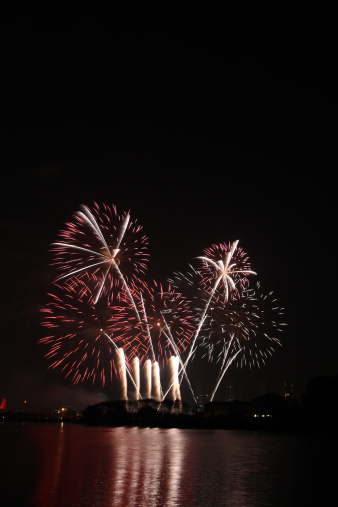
[159,311,197,403]
[52,202,149,304]
[169,267,211,358]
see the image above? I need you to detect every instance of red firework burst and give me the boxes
[39,277,128,387]
[51,202,149,303]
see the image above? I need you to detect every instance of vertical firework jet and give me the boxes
[131,357,140,401]
[116,348,127,401]
[168,356,181,401]
[144,359,152,399]
[151,362,161,402]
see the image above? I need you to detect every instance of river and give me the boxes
[0,422,336,506]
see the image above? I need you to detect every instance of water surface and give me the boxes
[0,423,336,506]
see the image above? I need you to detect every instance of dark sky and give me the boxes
[1,9,336,411]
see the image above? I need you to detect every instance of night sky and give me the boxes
[1,9,336,411]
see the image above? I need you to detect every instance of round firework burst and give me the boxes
[197,240,256,302]
[200,282,285,368]
[51,202,149,303]
[39,277,128,387]
[118,279,195,367]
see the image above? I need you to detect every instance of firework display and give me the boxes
[52,203,149,304]
[39,277,126,387]
[198,240,256,302]
[118,279,195,366]
[40,202,285,404]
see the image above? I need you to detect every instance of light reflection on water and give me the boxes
[0,423,337,506]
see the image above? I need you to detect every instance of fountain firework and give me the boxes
[131,357,140,401]
[151,362,161,402]
[168,356,181,401]
[116,348,127,401]
[144,359,152,399]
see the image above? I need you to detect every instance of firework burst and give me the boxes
[199,282,285,400]
[40,202,286,403]
[197,240,256,302]
[118,279,195,366]
[39,277,127,387]
[168,242,256,374]
[52,202,149,303]
[200,282,285,367]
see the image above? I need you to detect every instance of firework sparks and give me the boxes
[144,359,152,399]
[197,240,256,302]
[151,362,161,402]
[174,242,256,376]
[131,357,140,401]
[40,202,285,403]
[201,283,284,365]
[171,267,285,400]
[116,348,127,401]
[169,356,181,401]
[118,279,195,366]
[39,277,126,387]
[52,202,149,303]
[200,282,285,400]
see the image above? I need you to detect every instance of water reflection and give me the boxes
[97,427,186,506]
[0,424,337,506]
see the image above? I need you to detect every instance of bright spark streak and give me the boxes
[160,312,197,404]
[102,331,142,398]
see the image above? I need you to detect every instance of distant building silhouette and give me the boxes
[281,381,294,399]
[252,392,290,417]
[194,377,210,405]
[204,400,252,418]
[223,374,243,401]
